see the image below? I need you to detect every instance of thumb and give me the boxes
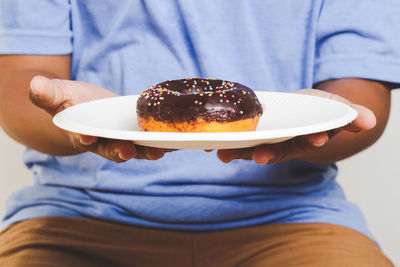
[29,75,67,116]
[343,103,376,132]
[297,89,377,132]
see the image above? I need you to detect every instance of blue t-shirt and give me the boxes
[1,0,400,241]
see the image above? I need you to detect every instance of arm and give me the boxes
[0,55,75,155]
[217,78,391,165]
[0,55,166,161]
[299,78,390,163]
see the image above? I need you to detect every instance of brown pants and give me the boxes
[0,217,394,267]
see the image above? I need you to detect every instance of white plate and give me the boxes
[53,91,357,149]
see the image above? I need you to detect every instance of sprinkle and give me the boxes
[240,111,244,114]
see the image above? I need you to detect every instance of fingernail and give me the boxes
[29,88,41,103]
[223,158,233,164]
[118,152,129,161]
[313,138,328,147]
[29,76,44,98]
[262,158,271,165]
[79,137,92,146]
[147,151,164,160]
[257,158,270,165]
[252,148,274,165]
[30,88,39,97]
[147,154,158,160]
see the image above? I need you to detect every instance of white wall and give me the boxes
[337,89,400,265]
[1,91,399,265]
[0,130,32,216]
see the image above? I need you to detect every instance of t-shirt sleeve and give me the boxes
[314,0,400,88]
[0,0,72,55]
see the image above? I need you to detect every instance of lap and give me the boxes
[0,217,393,267]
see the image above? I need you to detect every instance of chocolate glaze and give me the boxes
[136,78,263,123]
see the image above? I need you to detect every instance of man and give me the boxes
[0,1,398,265]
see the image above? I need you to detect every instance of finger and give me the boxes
[304,132,329,147]
[251,146,275,165]
[68,132,98,152]
[344,104,376,132]
[217,149,240,163]
[144,147,165,160]
[252,134,328,165]
[29,76,68,116]
[217,148,253,163]
[296,89,376,132]
[117,141,137,161]
[135,146,175,160]
[134,145,148,159]
[218,132,330,165]
[78,135,98,146]
[69,134,137,163]
[96,139,137,162]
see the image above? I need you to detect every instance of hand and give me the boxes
[217,89,377,165]
[29,75,170,162]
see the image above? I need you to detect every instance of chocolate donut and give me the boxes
[136,78,263,132]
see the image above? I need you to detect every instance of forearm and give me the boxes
[299,78,391,164]
[0,57,79,155]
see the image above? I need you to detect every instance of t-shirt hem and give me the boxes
[0,35,72,55]
[314,57,400,89]
[1,209,376,244]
